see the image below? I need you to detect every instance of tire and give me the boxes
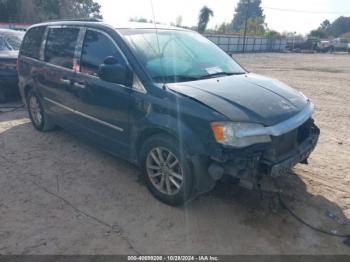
[26,90,56,132]
[140,134,194,206]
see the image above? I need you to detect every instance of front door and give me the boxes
[71,29,131,158]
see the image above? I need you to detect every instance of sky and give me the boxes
[96,0,350,35]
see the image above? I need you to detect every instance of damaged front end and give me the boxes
[196,105,320,193]
[215,119,319,190]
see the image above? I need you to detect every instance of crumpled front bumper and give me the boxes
[263,124,320,177]
[191,119,320,195]
[203,120,320,190]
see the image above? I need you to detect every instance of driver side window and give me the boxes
[80,30,125,77]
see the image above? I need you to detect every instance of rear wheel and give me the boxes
[140,134,194,206]
[26,90,55,132]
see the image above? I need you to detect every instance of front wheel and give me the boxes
[140,134,194,206]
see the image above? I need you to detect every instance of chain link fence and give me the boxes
[205,34,287,54]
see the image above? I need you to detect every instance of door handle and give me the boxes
[74,81,87,89]
[60,77,71,85]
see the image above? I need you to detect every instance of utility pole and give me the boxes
[242,0,254,53]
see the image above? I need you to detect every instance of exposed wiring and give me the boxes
[277,192,350,238]
[270,178,350,246]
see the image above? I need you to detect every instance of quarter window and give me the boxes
[45,27,80,69]
[80,30,125,76]
[21,27,45,59]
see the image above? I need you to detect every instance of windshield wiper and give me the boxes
[152,72,245,83]
[152,75,200,83]
[199,72,245,80]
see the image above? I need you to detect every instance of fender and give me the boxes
[130,112,207,159]
[130,112,217,195]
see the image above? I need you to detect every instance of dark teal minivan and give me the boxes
[18,20,319,206]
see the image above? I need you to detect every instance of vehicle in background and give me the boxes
[330,38,349,52]
[317,38,350,53]
[18,20,320,206]
[286,38,318,53]
[0,29,24,102]
[316,40,332,53]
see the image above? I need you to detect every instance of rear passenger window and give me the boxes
[80,30,125,76]
[21,27,45,59]
[45,27,80,69]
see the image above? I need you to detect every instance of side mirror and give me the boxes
[98,57,133,86]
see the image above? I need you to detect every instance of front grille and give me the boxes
[263,118,314,162]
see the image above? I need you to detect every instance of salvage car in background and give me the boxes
[18,20,320,206]
[330,38,349,52]
[318,38,350,53]
[0,29,24,102]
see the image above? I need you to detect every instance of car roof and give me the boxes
[28,20,190,32]
[0,28,25,35]
[114,22,189,31]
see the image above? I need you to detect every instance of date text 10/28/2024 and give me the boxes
[128,256,220,261]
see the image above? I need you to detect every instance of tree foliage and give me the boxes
[216,22,231,34]
[309,17,350,38]
[0,0,102,23]
[231,0,265,32]
[197,6,214,33]
[331,16,350,37]
[265,29,281,38]
[241,17,266,36]
[340,32,350,38]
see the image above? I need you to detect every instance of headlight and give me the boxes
[210,122,271,148]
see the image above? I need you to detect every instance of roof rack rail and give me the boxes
[45,18,103,23]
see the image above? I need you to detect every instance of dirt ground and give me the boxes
[0,53,349,255]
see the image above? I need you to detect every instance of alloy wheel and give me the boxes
[146,147,184,196]
[29,95,43,127]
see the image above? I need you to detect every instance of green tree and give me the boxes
[231,0,265,32]
[216,22,231,34]
[309,19,331,38]
[0,0,20,22]
[340,32,350,38]
[241,16,266,35]
[330,16,350,37]
[309,29,328,39]
[320,19,331,31]
[309,17,350,38]
[197,6,214,33]
[265,29,281,38]
[0,0,102,23]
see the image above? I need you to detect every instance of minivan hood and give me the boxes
[167,73,309,126]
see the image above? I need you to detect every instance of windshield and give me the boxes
[120,29,246,83]
[0,31,24,51]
